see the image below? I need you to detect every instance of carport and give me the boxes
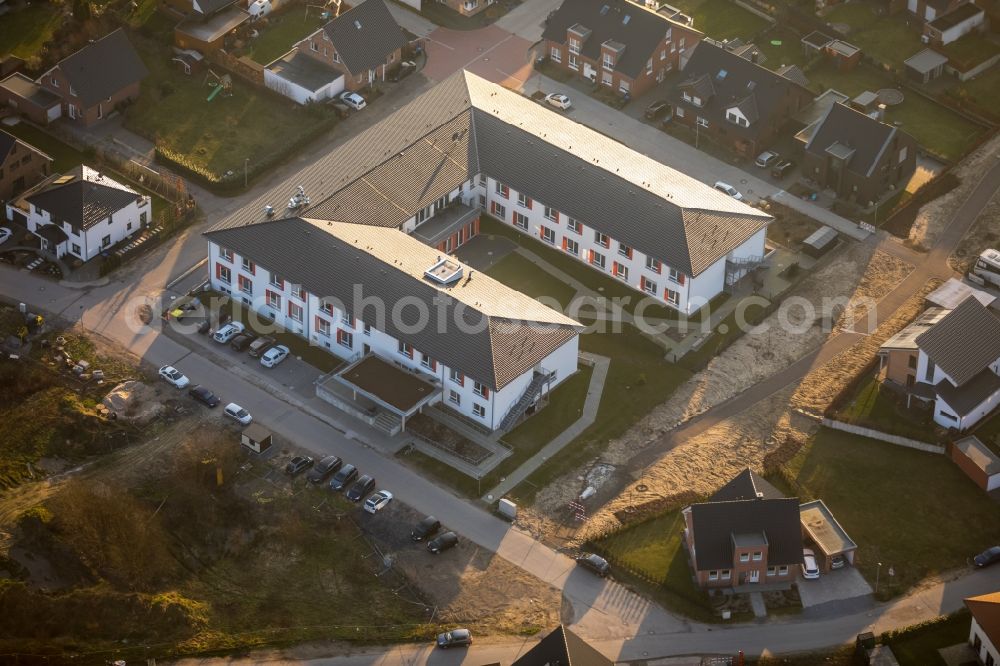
[800,500,857,572]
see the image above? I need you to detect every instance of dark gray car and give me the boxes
[307,455,342,483]
[329,464,358,491]
[436,628,472,648]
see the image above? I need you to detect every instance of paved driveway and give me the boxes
[798,567,874,609]
[422,25,533,85]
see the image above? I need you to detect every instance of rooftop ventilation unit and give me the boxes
[288,185,310,210]
[424,257,463,285]
[354,20,362,29]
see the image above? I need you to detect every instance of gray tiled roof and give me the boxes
[51,29,148,108]
[205,218,580,390]
[0,129,52,170]
[26,165,141,233]
[931,369,1000,416]
[541,0,699,79]
[916,296,1000,386]
[210,70,769,276]
[710,468,784,502]
[512,625,612,666]
[322,0,408,75]
[689,497,804,571]
[670,41,812,142]
[805,102,904,178]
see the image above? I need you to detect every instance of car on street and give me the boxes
[329,464,358,491]
[158,365,190,388]
[714,181,744,200]
[974,546,1000,568]
[307,455,343,484]
[285,455,314,476]
[0,227,12,245]
[260,344,290,368]
[363,489,393,513]
[223,402,252,425]
[436,628,472,648]
[411,516,441,542]
[755,150,780,168]
[427,531,459,554]
[391,60,416,82]
[346,474,376,502]
[213,322,245,344]
[544,93,571,110]
[644,99,670,119]
[340,91,367,110]
[574,552,610,577]
[247,335,277,358]
[771,159,795,179]
[802,548,820,579]
[229,332,257,351]
[188,385,221,407]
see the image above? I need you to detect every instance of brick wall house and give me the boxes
[0,130,53,204]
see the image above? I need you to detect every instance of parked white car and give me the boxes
[260,344,290,368]
[340,91,367,110]
[213,321,245,344]
[544,93,572,110]
[802,548,820,580]
[158,365,190,388]
[364,490,393,514]
[223,402,253,425]
[714,181,744,201]
[0,227,12,246]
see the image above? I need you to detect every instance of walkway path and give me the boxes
[482,351,610,501]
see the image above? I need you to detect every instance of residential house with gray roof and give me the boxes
[512,624,612,666]
[267,0,408,102]
[5,165,151,262]
[38,29,148,127]
[204,71,770,430]
[667,41,813,156]
[800,102,917,206]
[542,0,702,98]
[879,295,1000,431]
[0,129,52,204]
[682,468,803,589]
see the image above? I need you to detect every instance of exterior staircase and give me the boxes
[725,253,768,290]
[373,411,402,435]
[497,369,553,433]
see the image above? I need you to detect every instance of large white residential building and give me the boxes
[205,70,771,431]
[5,165,151,262]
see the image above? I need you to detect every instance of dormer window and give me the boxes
[569,37,581,54]
[603,52,614,69]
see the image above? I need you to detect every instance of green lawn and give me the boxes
[125,38,333,184]
[0,4,62,60]
[938,32,1000,68]
[776,428,1000,598]
[806,62,985,161]
[593,510,730,622]
[486,253,576,309]
[666,0,770,40]
[951,66,1000,118]
[757,27,813,71]
[824,4,924,71]
[884,611,972,666]
[248,13,326,65]
[835,374,936,442]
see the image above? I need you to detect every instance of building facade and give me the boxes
[0,130,52,204]
[542,0,701,98]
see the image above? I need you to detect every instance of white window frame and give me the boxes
[592,252,606,270]
[541,226,556,244]
[550,46,562,63]
[643,278,657,294]
[473,403,486,418]
[544,206,558,222]
[513,211,528,230]
[449,390,461,405]
[565,238,579,256]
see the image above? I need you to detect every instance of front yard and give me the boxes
[0,3,62,60]
[125,38,334,187]
[666,0,771,41]
[805,62,986,161]
[773,428,1000,598]
[833,373,937,442]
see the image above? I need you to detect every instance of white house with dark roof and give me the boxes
[879,295,1000,431]
[5,165,151,262]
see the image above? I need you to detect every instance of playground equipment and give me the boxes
[204,70,233,102]
[306,0,341,20]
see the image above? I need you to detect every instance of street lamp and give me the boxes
[876,561,883,594]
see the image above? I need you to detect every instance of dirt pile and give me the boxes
[102,380,164,423]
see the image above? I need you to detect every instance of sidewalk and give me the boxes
[483,351,610,501]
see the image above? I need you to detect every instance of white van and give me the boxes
[971,249,1000,288]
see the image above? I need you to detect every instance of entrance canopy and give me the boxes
[334,354,439,421]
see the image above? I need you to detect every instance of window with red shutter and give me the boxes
[679,274,686,285]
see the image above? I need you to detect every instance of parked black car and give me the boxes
[229,332,257,351]
[307,455,342,483]
[427,531,459,554]
[436,628,472,648]
[188,385,221,407]
[644,99,670,120]
[771,159,795,179]
[285,455,315,476]
[248,335,277,358]
[411,516,441,542]
[346,474,376,502]
[329,464,358,491]
[974,546,1000,568]
[575,552,610,577]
